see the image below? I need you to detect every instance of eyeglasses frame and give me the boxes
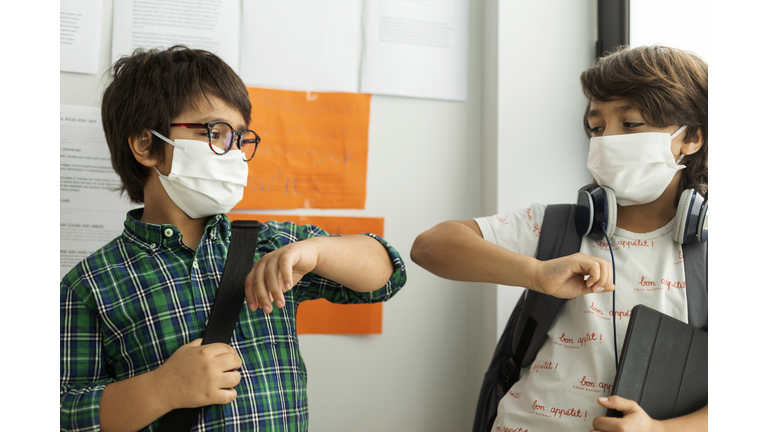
[169,121,261,161]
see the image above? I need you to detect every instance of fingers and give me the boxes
[186,338,203,348]
[579,254,614,294]
[595,258,614,293]
[252,258,275,313]
[598,395,636,412]
[212,350,243,372]
[591,414,622,432]
[264,253,289,309]
[244,265,259,312]
[592,396,642,431]
[279,253,294,293]
[245,246,307,313]
[199,342,239,357]
[215,387,238,405]
[204,373,240,405]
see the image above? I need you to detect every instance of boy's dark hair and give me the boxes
[101,45,252,203]
[580,45,708,199]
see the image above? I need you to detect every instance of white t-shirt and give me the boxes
[475,204,689,432]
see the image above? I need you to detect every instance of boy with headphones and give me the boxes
[411,45,707,431]
[60,46,407,431]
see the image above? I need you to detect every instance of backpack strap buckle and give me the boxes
[502,357,517,384]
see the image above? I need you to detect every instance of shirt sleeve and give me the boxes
[474,203,547,258]
[260,221,407,305]
[60,277,115,431]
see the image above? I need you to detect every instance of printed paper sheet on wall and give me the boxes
[60,105,136,279]
[111,0,241,71]
[228,213,384,334]
[236,88,370,210]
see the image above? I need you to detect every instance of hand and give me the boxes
[591,396,664,432]
[244,239,319,313]
[532,253,615,298]
[152,339,242,410]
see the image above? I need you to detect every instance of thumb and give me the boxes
[186,338,203,347]
[597,396,638,414]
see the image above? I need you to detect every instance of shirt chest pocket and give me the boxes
[234,303,305,380]
[235,303,298,345]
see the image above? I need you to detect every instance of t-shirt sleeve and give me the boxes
[261,221,406,305]
[474,203,547,258]
[60,277,115,431]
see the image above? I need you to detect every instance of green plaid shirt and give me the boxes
[60,209,406,431]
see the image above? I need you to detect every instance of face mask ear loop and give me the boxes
[670,125,688,140]
[601,222,619,370]
[149,129,182,149]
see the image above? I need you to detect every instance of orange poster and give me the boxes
[227,213,385,335]
[237,88,370,209]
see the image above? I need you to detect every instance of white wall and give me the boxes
[630,0,709,62]
[491,0,598,339]
[59,1,598,430]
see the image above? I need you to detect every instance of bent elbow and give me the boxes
[410,232,429,267]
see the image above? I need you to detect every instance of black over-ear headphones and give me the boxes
[575,184,708,244]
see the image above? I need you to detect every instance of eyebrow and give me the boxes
[197,117,248,130]
[588,104,641,118]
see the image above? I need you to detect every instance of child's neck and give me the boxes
[615,173,680,234]
[139,175,206,251]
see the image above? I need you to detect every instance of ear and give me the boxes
[128,129,160,168]
[680,127,704,156]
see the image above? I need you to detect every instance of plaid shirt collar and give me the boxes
[123,208,231,249]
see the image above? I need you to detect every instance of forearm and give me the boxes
[660,405,707,432]
[411,220,538,288]
[99,370,170,432]
[308,234,395,292]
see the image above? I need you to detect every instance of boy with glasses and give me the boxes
[60,46,407,432]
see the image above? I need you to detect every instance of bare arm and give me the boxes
[410,220,615,298]
[99,370,169,432]
[310,234,394,292]
[245,234,395,313]
[410,220,539,286]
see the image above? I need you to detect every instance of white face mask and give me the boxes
[150,130,249,219]
[587,126,687,206]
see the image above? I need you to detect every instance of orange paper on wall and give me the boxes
[227,213,384,335]
[237,88,370,209]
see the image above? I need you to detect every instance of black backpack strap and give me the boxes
[513,204,581,367]
[473,204,581,432]
[682,240,707,330]
[157,219,262,432]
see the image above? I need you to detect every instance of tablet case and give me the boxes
[607,304,708,420]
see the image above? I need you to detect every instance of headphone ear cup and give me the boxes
[603,187,617,239]
[697,200,708,243]
[576,189,595,237]
[673,189,694,244]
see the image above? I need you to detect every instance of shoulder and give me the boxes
[60,234,127,307]
[473,204,547,256]
[474,204,547,238]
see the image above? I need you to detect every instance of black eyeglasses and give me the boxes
[170,122,261,161]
